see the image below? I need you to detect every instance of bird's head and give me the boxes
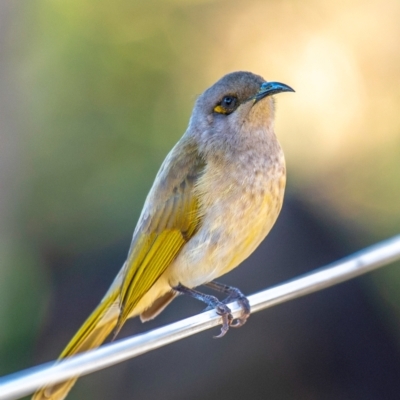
[188,71,294,147]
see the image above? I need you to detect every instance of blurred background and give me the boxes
[1,0,400,399]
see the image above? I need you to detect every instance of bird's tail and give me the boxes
[32,290,119,400]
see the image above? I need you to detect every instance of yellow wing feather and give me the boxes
[116,138,204,330]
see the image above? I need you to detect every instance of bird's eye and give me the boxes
[222,96,235,107]
[213,95,238,115]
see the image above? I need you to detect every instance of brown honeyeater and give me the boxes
[32,71,294,400]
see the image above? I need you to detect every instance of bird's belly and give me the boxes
[167,172,285,288]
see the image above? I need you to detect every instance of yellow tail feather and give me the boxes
[32,291,119,400]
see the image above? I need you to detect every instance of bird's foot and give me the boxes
[205,281,251,328]
[173,284,234,338]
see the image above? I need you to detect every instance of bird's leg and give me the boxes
[204,281,250,328]
[173,283,233,338]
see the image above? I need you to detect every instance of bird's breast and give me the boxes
[207,149,286,274]
[168,144,286,288]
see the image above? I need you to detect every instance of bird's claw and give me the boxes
[229,294,251,328]
[208,292,251,337]
[213,304,233,338]
[230,317,247,328]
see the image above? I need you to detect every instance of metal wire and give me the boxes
[1,235,400,400]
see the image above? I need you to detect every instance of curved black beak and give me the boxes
[254,81,295,103]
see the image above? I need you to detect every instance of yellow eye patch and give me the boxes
[213,105,229,114]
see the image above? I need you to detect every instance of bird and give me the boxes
[32,71,294,400]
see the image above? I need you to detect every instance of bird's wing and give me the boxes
[116,137,205,328]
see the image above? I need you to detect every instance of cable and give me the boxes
[1,235,400,400]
